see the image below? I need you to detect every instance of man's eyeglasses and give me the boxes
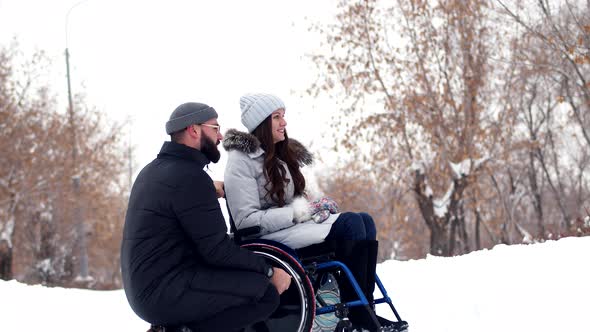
[196,123,221,133]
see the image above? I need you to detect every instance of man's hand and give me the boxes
[270,267,291,294]
[213,181,225,198]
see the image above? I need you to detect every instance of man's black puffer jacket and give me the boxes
[121,141,271,322]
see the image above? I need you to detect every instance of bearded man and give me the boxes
[121,102,291,332]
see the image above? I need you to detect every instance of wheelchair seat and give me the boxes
[227,204,337,263]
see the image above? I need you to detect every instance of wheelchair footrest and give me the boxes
[379,320,408,332]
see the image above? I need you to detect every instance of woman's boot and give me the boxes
[365,240,378,306]
[334,240,381,331]
[366,240,406,330]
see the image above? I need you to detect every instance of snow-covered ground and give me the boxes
[1,237,588,332]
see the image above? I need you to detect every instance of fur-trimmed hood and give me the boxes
[222,129,313,166]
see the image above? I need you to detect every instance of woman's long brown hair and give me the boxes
[252,116,306,206]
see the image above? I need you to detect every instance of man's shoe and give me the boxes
[147,325,193,332]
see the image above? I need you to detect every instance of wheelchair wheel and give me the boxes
[244,244,315,332]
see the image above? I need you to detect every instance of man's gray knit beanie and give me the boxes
[165,102,218,134]
[240,93,285,133]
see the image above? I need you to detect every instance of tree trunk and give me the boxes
[37,211,57,284]
[459,204,470,253]
[0,241,12,280]
[449,214,458,255]
[429,220,451,256]
[414,169,471,257]
[0,200,16,281]
[475,207,482,250]
[528,150,545,238]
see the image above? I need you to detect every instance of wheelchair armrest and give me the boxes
[234,226,261,238]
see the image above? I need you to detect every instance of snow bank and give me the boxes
[1,237,589,332]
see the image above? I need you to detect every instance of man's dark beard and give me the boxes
[200,134,220,163]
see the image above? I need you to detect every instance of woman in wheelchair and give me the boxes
[223,93,405,332]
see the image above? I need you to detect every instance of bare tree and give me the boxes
[497,0,590,146]
[309,0,512,256]
[498,0,590,234]
[0,42,129,288]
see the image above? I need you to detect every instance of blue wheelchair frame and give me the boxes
[313,260,402,322]
[240,238,404,327]
[228,201,407,331]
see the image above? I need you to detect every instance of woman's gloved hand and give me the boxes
[309,197,339,215]
[311,210,331,223]
[292,196,339,224]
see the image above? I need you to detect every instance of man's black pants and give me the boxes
[139,269,280,332]
[185,283,279,332]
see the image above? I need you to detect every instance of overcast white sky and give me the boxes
[0,0,338,180]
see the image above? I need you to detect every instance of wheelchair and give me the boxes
[231,217,409,332]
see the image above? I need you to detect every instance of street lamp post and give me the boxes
[65,0,89,281]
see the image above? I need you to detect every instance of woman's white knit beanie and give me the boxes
[240,93,285,133]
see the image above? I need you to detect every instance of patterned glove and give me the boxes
[309,197,339,215]
[311,210,331,223]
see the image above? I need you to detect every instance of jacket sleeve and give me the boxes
[173,170,269,273]
[224,152,295,235]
